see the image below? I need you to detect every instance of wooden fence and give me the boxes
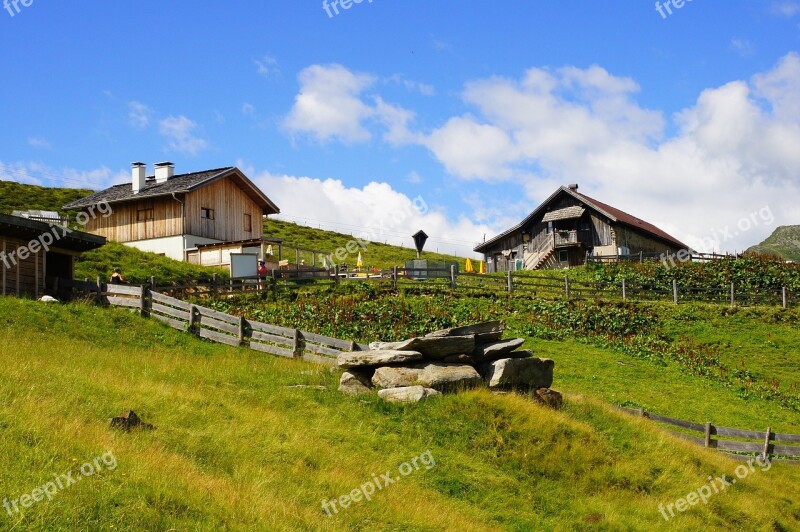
[620,407,800,463]
[77,282,367,366]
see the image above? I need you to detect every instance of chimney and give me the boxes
[132,162,146,193]
[154,162,174,184]
[568,183,579,191]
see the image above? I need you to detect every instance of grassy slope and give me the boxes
[264,217,466,270]
[0,181,92,218]
[748,225,800,262]
[2,296,800,530]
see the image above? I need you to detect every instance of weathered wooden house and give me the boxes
[64,163,280,262]
[0,213,105,297]
[474,184,686,272]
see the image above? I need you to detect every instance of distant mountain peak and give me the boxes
[747,225,800,262]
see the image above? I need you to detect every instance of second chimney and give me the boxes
[568,183,579,191]
[132,162,146,193]
[154,162,174,184]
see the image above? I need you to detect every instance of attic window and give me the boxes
[201,208,215,220]
[243,214,252,232]
[137,208,154,221]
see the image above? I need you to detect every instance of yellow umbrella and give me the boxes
[356,252,363,269]
[479,261,486,274]
[465,257,474,273]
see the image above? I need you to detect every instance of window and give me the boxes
[201,208,215,220]
[546,221,554,234]
[559,250,569,263]
[137,208,154,221]
[243,213,252,232]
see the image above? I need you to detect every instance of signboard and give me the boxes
[230,253,258,279]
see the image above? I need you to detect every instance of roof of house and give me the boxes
[0,213,106,252]
[62,167,280,215]
[474,186,686,253]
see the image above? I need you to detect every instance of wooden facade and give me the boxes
[0,214,105,298]
[475,186,686,272]
[66,166,279,262]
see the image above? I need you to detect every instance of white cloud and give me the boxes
[242,102,256,116]
[245,165,491,257]
[416,56,800,252]
[27,137,51,149]
[159,115,208,155]
[0,160,127,190]
[771,1,800,17]
[255,54,280,78]
[284,64,419,145]
[406,171,422,184]
[731,38,755,58]
[128,101,153,129]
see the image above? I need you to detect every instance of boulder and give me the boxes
[372,363,482,391]
[369,336,476,360]
[372,366,423,389]
[418,363,482,391]
[534,388,564,409]
[425,321,504,342]
[110,410,154,431]
[337,350,423,369]
[472,338,525,362]
[479,358,555,389]
[339,370,374,396]
[378,386,440,404]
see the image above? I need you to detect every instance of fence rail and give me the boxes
[619,407,800,463]
[71,281,367,366]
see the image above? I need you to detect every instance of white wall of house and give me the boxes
[124,234,225,261]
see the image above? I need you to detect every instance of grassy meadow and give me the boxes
[2,296,800,530]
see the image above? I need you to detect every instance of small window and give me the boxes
[243,214,252,232]
[547,221,554,234]
[559,250,569,262]
[137,208,154,221]
[201,208,215,220]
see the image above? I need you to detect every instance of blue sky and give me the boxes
[1,1,799,256]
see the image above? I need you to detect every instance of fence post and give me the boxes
[622,278,627,300]
[730,282,735,307]
[782,287,787,309]
[188,304,198,334]
[393,266,398,290]
[292,329,303,360]
[704,422,713,448]
[763,427,772,461]
[507,270,513,292]
[450,265,456,289]
[212,273,217,296]
[564,275,570,299]
[334,266,340,286]
[238,316,246,345]
[96,276,103,304]
[150,276,155,291]
[139,286,148,317]
[672,279,678,305]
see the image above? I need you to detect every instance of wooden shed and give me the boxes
[474,184,687,272]
[0,214,106,298]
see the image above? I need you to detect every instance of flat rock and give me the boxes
[337,350,423,369]
[425,321,504,342]
[442,354,476,364]
[338,370,373,396]
[378,386,440,403]
[472,338,525,362]
[369,336,476,360]
[110,410,154,432]
[479,357,555,389]
[418,363,482,391]
[372,366,423,389]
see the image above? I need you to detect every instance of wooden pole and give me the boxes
[704,422,713,448]
[673,279,678,305]
[507,270,513,292]
[565,275,570,299]
[622,278,627,300]
[450,264,456,289]
[763,427,772,461]
[783,287,787,309]
[238,316,246,345]
[393,266,398,290]
[730,281,735,306]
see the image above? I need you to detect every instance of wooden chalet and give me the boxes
[63,163,280,262]
[0,213,105,298]
[474,184,686,272]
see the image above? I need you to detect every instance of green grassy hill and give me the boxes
[0,181,92,219]
[2,296,800,530]
[748,225,800,262]
[264,217,465,270]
